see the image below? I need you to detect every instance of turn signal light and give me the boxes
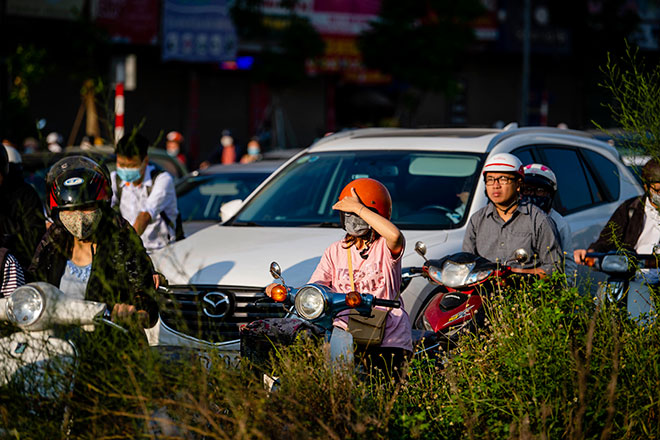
[585,257,596,267]
[346,291,362,308]
[271,284,288,302]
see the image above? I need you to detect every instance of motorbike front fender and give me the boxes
[0,330,77,399]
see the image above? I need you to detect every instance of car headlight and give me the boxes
[7,285,44,327]
[441,261,475,288]
[294,286,326,320]
[601,255,629,273]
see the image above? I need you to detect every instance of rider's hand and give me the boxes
[264,282,278,298]
[332,187,364,216]
[574,249,592,265]
[112,303,148,327]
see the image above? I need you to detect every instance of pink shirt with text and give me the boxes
[308,236,412,351]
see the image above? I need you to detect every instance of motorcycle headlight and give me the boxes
[466,270,493,285]
[601,255,629,273]
[294,286,326,320]
[7,285,44,327]
[441,261,475,288]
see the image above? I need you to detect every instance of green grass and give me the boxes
[1,274,659,439]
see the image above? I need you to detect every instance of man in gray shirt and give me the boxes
[463,153,562,277]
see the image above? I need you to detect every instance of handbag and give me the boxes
[345,247,393,346]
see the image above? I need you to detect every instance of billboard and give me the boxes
[162,0,238,63]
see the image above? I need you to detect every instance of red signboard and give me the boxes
[94,0,160,45]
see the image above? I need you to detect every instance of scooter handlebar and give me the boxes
[373,298,401,308]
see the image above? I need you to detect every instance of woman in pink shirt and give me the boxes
[267,178,413,378]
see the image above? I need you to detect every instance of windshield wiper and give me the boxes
[230,221,262,226]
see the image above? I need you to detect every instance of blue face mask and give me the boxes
[117,167,142,183]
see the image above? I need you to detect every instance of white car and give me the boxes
[147,126,642,351]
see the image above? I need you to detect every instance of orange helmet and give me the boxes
[339,178,392,219]
[167,131,184,143]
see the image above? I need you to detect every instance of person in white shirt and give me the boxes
[111,133,179,253]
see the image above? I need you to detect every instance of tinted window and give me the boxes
[512,148,536,166]
[234,151,484,230]
[177,172,270,221]
[539,148,593,214]
[582,149,621,201]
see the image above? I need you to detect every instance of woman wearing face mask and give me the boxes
[266,178,412,378]
[28,156,158,328]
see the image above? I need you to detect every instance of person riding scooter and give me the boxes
[463,153,562,277]
[28,156,158,327]
[266,178,412,378]
[522,163,577,278]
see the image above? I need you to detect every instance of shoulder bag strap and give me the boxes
[347,246,354,292]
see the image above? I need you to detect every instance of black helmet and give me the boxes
[642,158,660,185]
[47,156,112,219]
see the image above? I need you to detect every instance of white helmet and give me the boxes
[482,153,523,177]
[4,145,22,164]
[46,132,63,145]
[523,163,557,192]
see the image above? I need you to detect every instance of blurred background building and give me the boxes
[0,0,658,167]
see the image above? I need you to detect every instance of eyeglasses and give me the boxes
[485,176,516,186]
[522,186,550,196]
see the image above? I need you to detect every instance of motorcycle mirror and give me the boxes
[512,248,529,264]
[653,244,660,256]
[270,262,283,280]
[415,241,428,261]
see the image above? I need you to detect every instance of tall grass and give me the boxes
[1,274,659,439]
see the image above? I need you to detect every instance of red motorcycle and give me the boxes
[410,241,529,351]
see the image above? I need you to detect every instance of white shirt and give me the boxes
[111,165,178,253]
[634,199,660,284]
[549,209,577,278]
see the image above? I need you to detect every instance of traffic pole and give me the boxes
[540,91,549,126]
[114,82,124,144]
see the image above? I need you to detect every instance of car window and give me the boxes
[581,149,621,201]
[537,147,594,214]
[512,148,536,166]
[233,151,484,230]
[177,172,270,221]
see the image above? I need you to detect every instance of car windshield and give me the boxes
[177,172,271,221]
[231,151,483,230]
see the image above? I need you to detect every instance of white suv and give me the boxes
[148,126,642,351]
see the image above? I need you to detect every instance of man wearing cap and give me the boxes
[575,158,660,269]
[463,152,562,277]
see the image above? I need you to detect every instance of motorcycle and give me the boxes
[408,241,529,352]
[585,251,657,321]
[0,282,128,436]
[240,262,401,385]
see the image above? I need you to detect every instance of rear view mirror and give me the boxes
[601,255,629,273]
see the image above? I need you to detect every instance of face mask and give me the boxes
[247,146,260,155]
[167,147,180,157]
[521,195,552,213]
[221,136,233,147]
[650,191,660,208]
[117,166,142,183]
[59,209,102,240]
[342,212,371,237]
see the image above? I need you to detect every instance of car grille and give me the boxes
[159,284,287,343]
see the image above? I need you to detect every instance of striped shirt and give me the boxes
[1,253,25,296]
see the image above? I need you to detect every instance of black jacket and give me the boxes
[28,207,159,325]
[589,196,645,253]
[0,178,45,270]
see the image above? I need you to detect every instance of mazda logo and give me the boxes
[202,292,231,318]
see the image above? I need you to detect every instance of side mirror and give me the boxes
[220,199,243,223]
[414,241,428,261]
[512,248,529,264]
[270,261,283,281]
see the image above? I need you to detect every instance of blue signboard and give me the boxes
[162,0,238,63]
